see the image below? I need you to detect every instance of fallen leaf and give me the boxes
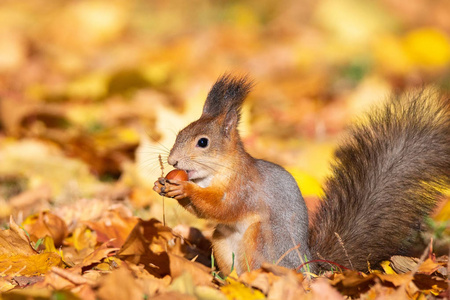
[22,211,69,247]
[168,253,213,286]
[96,265,145,300]
[266,271,306,300]
[80,242,119,269]
[9,184,51,211]
[0,252,63,276]
[65,224,97,252]
[118,218,212,285]
[412,273,448,296]
[417,258,445,274]
[169,272,226,300]
[0,217,62,276]
[310,278,344,300]
[0,217,36,256]
[330,271,375,298]
[222,276,265,300]
[390,256,418,273]
[0,277,16,292]
[151,291,197,300]
[85,208,138,248]
[12,275,45,288]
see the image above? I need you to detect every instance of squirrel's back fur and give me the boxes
[310,90,450,271]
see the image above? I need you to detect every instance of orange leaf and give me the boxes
[96,266,145,300]
[80,242,119,269]
[22,211,68,247]
[0,217,36,256]
[85,209,139,248]
[0,252,62,276]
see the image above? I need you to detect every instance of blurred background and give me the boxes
[0,0,449,229]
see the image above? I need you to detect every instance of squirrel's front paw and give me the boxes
[164,180,192,200]
[153,177,167,196]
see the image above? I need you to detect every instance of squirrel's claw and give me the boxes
[154,178,190,200]
[153,179,166,196]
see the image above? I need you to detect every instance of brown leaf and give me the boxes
[118,219,212,285]
[390,255,418,273]
[80,242,119,269]
[0,217,36,256]
[12,275,44,288]
[376,273,414,287]
[117,219,176,257]
[85,208,139,248]
[310,278,345,300]
[412,273,448,295]
[417,258,445,274]
[151,291,196,300]
[22,211,68,247]
[39,266,92,290]
[330,271,376,298]
[9,184,51,211]
[96,265,145,300]
[167,253,212,286]
[48,267,96,286]
[117,218,178,277]
[0,277,16,292]
[239,264,300,295]
[0,217,62,276]
[266,270,306,300]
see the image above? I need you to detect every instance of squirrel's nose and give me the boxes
[168,155,178,167]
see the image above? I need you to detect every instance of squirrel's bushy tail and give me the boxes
[310,89,450,271]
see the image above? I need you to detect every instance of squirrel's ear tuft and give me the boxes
[202,74,253,119]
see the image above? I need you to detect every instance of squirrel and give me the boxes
[153,74,450,275]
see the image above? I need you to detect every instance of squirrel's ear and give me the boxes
[201,74,253,119]
[224,110,239,137]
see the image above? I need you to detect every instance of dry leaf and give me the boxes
[310,278,344,300]
[96,265,145,300]
[222,276,266,300]
[85,208,138,248]
[0,217,36,256]
[0,252,62,276]
[80,242,119,269]
[22,211,68,247]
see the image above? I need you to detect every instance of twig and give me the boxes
[275,243,301,266]
[158,154,166,226]
[335,232,354,270]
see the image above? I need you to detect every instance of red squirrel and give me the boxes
[153,74,450,275]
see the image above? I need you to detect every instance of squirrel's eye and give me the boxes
[197,138,209,148]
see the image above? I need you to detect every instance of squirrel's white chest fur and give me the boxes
[192,175,213,188]
[213,215,259,274]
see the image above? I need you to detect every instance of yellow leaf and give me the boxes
[432,189,450,222]
[380,260,396,275]
[0,252,62,276]
[67,72,108,99]
[117,127,140,145]
[170,272,227,300]
[373,35,412,75]
[404,28,450,68]
[65,226,96,252]
[221,277,265,300]
[0,278,16,292]
[42,236,58,253]
[286,167,324,197]
[0,218,62,276]
[228,269,239,280]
